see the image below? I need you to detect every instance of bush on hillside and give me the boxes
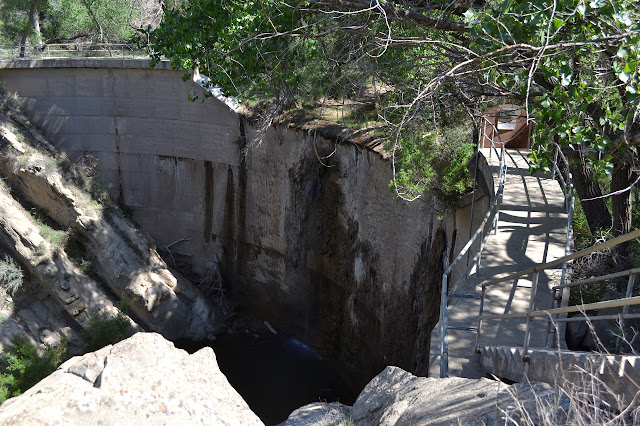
[80,306,130,352]
[0,335,67,404]
[0,255,23,296]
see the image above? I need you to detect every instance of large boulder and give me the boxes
[0,333,264,425]
[281,366,568,425]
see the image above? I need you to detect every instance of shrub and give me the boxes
[0,92,19,112]
[80,306,130,352]
[390,127,474,207]
[27,207,69,250]
[63,233,94,274]
[0,335,67,404]
[0,255,23,296]
[0,178,9,194]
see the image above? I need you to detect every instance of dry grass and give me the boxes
[501,317,640,425]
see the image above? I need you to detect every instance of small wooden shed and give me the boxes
[480,104,532,149]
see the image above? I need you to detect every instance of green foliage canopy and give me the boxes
[0,0,141,45]
[144,1,475,203]
[145,0,640,229]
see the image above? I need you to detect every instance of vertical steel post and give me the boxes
[476,230,485,278]
[475,286,486,352]
[523,271,540,358]
[440,274,449,377]
[494,184,503,236]
[467,140,481,269]
[617,273,636,350]
[544,287,556,349]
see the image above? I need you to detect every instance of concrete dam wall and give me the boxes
[0,58,489,386]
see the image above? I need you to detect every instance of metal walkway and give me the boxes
[429,148,569,378]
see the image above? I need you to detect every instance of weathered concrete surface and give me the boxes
[430,148,569,378]
[0,332,264,425]
[0,59,490,387]
[481,346,640,406]
[281,366,568,426]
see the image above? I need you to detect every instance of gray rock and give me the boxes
[279,402,351,426]
[285,366,568,426]
[567,290,640,352]
[566,319,590,349]
[0,332,264,425]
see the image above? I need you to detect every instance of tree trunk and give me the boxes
[19,0,42,58]
[563,146,612,233]
[611,147,635,237]
[33,10,41,43]
[81,0,105,42]
[609,145,636,273]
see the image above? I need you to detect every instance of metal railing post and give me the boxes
[494,179,503,235]
[440,274,449,378]
[475,286,486,352]
[476,232,484,278]
[545,286,558,348]
[618,272,636,350]
[523,270,540,359]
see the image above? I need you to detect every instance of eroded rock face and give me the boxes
[0,333,263,425]
[221,123,450,389]
[0,183,138,351]
[0,113,225,340]
[281,366,569,426]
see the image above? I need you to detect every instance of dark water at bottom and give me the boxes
[176,332,357,425]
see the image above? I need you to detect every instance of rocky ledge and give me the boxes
[282,366,568,425]
[0,332,568,426]
[0,333,263,425]
[0,107,225,346]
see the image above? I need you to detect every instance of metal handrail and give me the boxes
[476,228,640,358]
[479,295,640,321]
[481,229,640,289]
[0,43,146,59]
[437,123,576,377]
[437,118,507,378]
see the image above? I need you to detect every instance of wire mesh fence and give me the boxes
[0,43,148,59]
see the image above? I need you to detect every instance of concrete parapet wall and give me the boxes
[482,345,640,405]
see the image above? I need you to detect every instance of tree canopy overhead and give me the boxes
[144,0,640,249]
[0,0,165,46]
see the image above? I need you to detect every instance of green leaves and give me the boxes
[468,0,639,188]
[0,334,67,404]
[391,125,474,205]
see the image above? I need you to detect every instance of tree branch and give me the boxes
[314,0,469,32]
